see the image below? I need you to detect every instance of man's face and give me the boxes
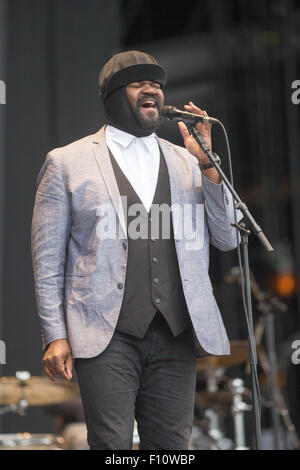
[126,80,164,132]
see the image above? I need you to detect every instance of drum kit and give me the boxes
[1,285,299,451]
[192,340,253,450]
[193,344,300,450]
[0,338,299,450]
[0,351,252,451]
[0,357,253,451]
[0,371,79,450]
[0,343,295,451]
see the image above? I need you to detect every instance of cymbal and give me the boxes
[197,340,249,371]
[195,390,233,409]
[259,369,287,390]
[0,376,79,406]
[195,387,251,410]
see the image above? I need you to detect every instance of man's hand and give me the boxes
[42,339,73,383]
[178,101,221,184]
[177,102,212,163]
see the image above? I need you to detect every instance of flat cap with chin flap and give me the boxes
[98,50,167,102]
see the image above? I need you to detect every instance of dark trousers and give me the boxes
[74,313,197,450]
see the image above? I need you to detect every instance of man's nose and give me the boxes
[142,84,157,94]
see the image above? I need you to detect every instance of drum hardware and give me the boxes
[204,409,233,450]
[194,378,252,450]
[16,370,31,382]
[230,378,252,450]
[247,274,299,449]
[195,339,254,449]
[195,387,250,410]
[197,340,249,372]
[196,340,249,415]
[133,420,140,450]
[206,366,225,393]
[195,365,233,417]
[0,371,32,416]
[0,370,79,450]
[225,267,300,449]
[249,272,286,450]
[0,399,28,416]
[0,371,79,411]
[0,433,64,450]
[276,393,300,450]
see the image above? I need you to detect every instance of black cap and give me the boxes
[98,50,167,102]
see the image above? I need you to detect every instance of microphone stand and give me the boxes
[187,123,274,450]
[249,273,288,449]
[227,268,296,449]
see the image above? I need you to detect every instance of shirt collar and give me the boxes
[106,125,157,153]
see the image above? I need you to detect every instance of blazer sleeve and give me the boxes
[201,172,240,251]
[31,152,71,351]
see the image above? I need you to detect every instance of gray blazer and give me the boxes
[31,126,238,358]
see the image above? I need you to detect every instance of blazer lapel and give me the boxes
[91,130,184,241]
[92,126,127,239]
[158,139,184,240]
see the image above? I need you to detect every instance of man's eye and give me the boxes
[130,82,161,89]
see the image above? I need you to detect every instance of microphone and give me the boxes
[161,105,220,125]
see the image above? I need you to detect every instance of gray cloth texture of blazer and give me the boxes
[31,125,239,358]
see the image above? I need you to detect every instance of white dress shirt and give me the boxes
[105,125,160,212]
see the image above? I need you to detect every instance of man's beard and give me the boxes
[131,95,163,132]
[104,87,163,137]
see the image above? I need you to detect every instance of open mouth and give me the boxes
[140,100,158,111]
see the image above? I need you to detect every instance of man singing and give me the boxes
[31,50,238,450]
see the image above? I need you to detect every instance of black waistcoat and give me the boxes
[109,146,192,338]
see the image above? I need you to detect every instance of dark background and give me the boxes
[0,0,299,447]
